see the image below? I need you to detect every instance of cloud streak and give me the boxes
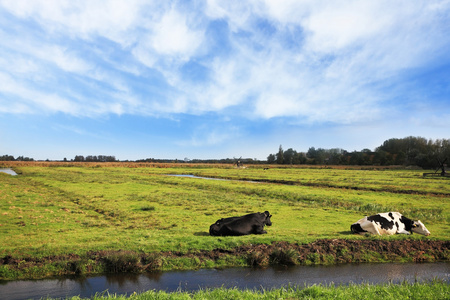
[1,0,449,157]
[2,1,449,119]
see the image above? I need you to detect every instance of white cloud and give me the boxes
[0,71,80,114]
[0,0,449,126]
[0,0,148,45]
[0,27,91,75]
[150,9,203,58]
[0,56,39,75]
[205,0,259,32]
[42,45,92,73]
[177,124,241,147]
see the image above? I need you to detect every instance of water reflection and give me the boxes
[166,174,259,183]
[0,168,17,175]
[167,174,226,180]
[0,263,448,300]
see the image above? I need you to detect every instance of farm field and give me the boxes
[0,162,449,280]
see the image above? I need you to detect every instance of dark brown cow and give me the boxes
[209,211,272,236]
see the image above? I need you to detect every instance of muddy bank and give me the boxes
[1,239,449,280]
[172,239,449,266]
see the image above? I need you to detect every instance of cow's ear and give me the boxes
[412,223,418,228]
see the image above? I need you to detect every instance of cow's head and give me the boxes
[411,220,431,236]
[264,211,273,226]
[209,219,224,236]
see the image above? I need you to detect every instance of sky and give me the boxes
[1,0,449,161]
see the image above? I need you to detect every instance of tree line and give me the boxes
[267,136,450,169]
[0,155,115,162]
[0,155,34,161]
[2,136,449,169]
[73,155,117,162]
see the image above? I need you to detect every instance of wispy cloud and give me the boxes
[2,1,449,120]
[0,0,449,158]
[176,123,242,147]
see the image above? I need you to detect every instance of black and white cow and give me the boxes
[351,212,430,236]
[209,211,272,236]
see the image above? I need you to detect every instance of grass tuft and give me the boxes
[269,248,298,266]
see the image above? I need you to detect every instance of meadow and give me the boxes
[0,162,448,280]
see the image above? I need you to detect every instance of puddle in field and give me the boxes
[0,168,17,175]
[167,174,259,183]
[0,263,448,300]
[167,174,226,180]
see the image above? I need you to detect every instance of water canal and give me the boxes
[0,263,448,300]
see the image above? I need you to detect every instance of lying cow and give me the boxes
[351,212,430,236]
[209,211,272,236]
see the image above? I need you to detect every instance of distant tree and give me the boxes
[291,151,306,164]
[373,150,388,165]
[16,156,33,161]
[308,148,328,164]
[266,136,450,168]
[306,147,316,160]
[0,155,15,161]
[375,136,450,167]
[324,148,344,165]
[276,145,284,164]
[74,155,116,162]
[394,152,406,165]
[348,151,361,165]
[296,152,307,164]
[74,155,85,162]
[283,148,296,164]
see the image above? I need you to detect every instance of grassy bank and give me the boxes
[56,282,449,300]
[0,163,449,279]
[1,239,448,280]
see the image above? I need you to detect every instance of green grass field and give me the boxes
[62,282,450,300]
[0,163,449,280]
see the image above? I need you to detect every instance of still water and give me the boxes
[167,174,227,180]
[0,263,448,300]
[167,174,259,182]
[0,168,17,175]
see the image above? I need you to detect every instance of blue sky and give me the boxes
[1,1,449,161]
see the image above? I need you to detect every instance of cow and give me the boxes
[209,211,272,236]
[351,212,430,236]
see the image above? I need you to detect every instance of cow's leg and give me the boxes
[397,229,411,235]
[351,217,370,235]
[253,224,267,234]
[370,222,382,235]
[222,225,242,236]
[351,223,367,234]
